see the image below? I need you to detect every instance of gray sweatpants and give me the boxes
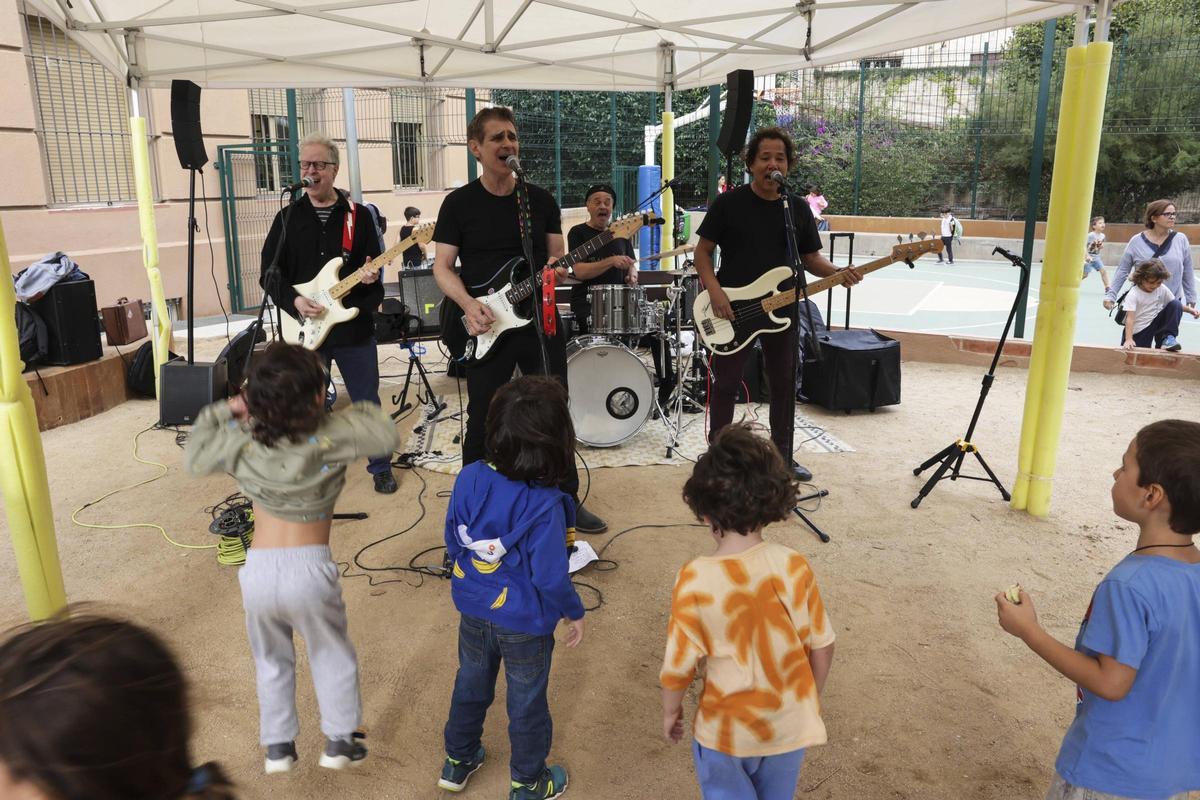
[238,545,361,745]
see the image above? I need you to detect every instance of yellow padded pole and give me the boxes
[661,111,675,256]
[130,116,171,396]
[1025,41,1112,517]
[0,216,67,619]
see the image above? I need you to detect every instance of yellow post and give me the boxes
[1024,41,1112,517]
[130,116,171,395]
[0,216,67,619]
[1011,46,1088,510]
[661,111,675,257]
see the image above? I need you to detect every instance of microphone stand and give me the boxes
[239,187,301,387]
[512,170,550,375]
[779,178,830,543]
[910,246,1026,508]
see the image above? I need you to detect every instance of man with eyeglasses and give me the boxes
[1105,199,1196,351]
[259,132,398,493]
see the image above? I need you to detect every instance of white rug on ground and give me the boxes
[405,391,854,476]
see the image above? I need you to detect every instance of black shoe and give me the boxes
[791,461,813,482]
[575,504,607,534]
[319,732,368,770]
[373,470,398,494]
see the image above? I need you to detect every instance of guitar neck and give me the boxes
[761,252,898,313]
[328,235,416,300]
[509,229,623,303]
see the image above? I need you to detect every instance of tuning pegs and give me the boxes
[916,231,928,240]
[896,234,903,244]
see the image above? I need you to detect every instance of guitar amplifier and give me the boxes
[390,268,445,335]
[31,279,103,365]
[801,329,900,413]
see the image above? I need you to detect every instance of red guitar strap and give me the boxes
[542,269,557,336]
[341,199,356,259]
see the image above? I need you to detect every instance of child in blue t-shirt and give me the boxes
[996,419,1200,800]
[436,375,585,800]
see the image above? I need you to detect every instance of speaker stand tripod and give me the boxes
[911,246,1028,508]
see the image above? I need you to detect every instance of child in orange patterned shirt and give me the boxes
[660,423,836,800]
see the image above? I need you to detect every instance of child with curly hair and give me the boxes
[1120,258,1199,352]
[660,423,836,800]
[0,612,236,800]
[185,342,397,774]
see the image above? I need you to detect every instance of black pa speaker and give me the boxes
[716,69,755,155]
[170,80,208,170]
[31,279,103,365]
[801,329,901,413]
[160,358,228,426]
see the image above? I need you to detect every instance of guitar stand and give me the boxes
[391,341,443,421]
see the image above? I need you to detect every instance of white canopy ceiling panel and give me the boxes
[24,0,1084,90]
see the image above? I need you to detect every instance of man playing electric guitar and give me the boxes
[695,126,861,482]
[432,107,606,533]
[259,132,397,494]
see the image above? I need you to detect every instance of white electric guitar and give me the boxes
[693,238,943,355]
[280,222,436,350]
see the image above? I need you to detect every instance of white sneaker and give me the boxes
[264,742,297,774]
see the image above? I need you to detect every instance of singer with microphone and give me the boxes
[694,127,861,482]
[259,132,397,494]
[433,107,607,533]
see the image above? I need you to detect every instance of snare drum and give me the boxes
[566,336,653,447]
[590,285,650,336]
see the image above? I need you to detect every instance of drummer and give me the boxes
[567,184,675,407]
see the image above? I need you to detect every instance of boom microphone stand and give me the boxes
[777,173,830,543]
[508,156,551,375]
[910,246,1028,508]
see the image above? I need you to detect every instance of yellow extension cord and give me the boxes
[70,425,217,554]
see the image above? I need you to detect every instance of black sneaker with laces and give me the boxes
[264,741,297,774]
[437,745,485,792]
[374,469,398,494]
[318,732,367,770]
[575,504,607,534]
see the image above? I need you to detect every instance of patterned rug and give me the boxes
[398,375,854,476]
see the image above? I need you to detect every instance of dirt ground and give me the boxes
[1,341,1194,800]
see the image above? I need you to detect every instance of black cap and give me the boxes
[584,184,617,203]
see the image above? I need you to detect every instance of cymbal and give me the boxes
[638,243,695,264]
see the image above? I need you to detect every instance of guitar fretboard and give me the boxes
[506,229,621,304]
[760,242,935,313]
[329,224,433,300]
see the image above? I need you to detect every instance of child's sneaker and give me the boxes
[318,731,367,770]
[264,741,298,774]
[509,765,568,800]
[437,745,485,792]
[1163,335,1182,352]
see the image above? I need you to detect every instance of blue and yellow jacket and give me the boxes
[444,462,585,635]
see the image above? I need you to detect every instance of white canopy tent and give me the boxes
[28,1,1083,91]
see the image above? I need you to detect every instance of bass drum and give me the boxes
[566,336,653,448]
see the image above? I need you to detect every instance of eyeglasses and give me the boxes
[299,160,333,171]
[1158,211,1177,218]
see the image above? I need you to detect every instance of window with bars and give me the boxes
[391,121,424,188]
[21,10,139,205]
[248,89,297,193]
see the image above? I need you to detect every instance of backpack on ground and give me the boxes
[15,301,48,371]
[127,341,179,397]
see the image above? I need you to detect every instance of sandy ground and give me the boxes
[2,339,1195,800]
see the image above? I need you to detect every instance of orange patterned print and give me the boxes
[724,575,794,692]
[667,564,714,670]
[699,678,781,753]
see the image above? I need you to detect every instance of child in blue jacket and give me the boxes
[436,376,585,800]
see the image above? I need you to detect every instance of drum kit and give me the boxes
[565,244,706,454]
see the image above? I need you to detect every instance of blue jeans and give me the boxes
[692,741,806,800]
[1126,298,1184,349]
[444,614,555,783]
[319,337,391,475]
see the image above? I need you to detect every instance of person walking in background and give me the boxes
[805,185,829,231]
[661,424,835,800]
[1105,199,1195,350]
[937,207,957,264]
[1083,216,1111,290]
[399,206,426,267]
[996,419,1200,800]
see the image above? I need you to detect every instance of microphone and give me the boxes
[284,176,313,192]
[768,170,788,188]
[664,177,682,190]
[505,155,524,175]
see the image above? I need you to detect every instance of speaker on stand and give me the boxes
[160,79,228,426]
[716,69,756,186]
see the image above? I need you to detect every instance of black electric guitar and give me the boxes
[693,238,943,355]
[440,212,663,362]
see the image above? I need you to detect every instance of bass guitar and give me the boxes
[693,238,943,356]
[441,212,663,363]
[280,222,436,350]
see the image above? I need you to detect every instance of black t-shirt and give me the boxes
[696,184,823,289]
[433,179,561,295]
[566,221,636,314]
[399,224,423,266]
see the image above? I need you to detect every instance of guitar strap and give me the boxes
[341,198,356,259]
